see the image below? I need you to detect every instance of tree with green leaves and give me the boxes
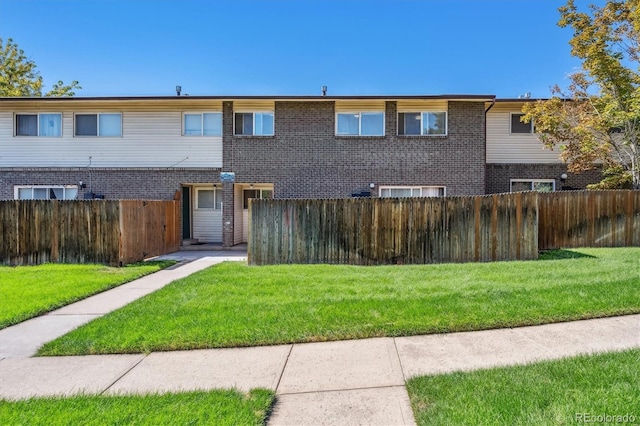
[522,0,639,189]
[0,37,80,97]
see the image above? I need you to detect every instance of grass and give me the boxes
[38,247,640,355]
[0,261,174,329]
[0,389,275,426]
[406,348,640,426]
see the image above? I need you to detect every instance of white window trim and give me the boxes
[195,187,222,210]
[397,111,448,136]
[182,112,222,136]
[233,111,275,136]
[510,112,535,135]
[14,112,63,137]
[74,112,123,137]
[335,112,385,136]
[14,185,78,200]
[379,185,446,197]
[509,179,556,192]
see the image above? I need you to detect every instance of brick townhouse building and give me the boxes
[0,94,602,247]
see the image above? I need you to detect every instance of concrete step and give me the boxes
[179,243,247,251]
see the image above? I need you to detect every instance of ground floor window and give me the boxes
[243,189,273,209]
[510,179,555,192]
[379,186,446,198]
[14,185,78,200]
[195,188,222,210]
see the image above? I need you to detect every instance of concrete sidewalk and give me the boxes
[1,315,638,424]
[0,251,247,359]
[0,251,638,425]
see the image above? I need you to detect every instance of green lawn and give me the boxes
[407,348,640,426]
[0,261,174,329]
[38,247,640,355]
[0,389,275,426]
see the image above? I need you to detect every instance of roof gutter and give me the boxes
[0,94,497,103]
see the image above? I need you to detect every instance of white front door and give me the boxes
[192,186,223,243]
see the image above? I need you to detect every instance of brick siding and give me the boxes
[0,168,220,200]
[485,163,603,193]
[224,100,486,198]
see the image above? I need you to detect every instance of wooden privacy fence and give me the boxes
[248,193,539,265]
[248,190,640,266]
[538,190,640,249]
[0,200,180,266]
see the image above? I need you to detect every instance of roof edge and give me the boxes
[0,94,496,102]
[494,98,548,102]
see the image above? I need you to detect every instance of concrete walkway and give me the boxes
[0,251,245,359]
[1,252,639,425]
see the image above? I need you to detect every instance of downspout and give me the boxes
[484,97,496,137]
[86,156,93,197]
[484,98,496,194]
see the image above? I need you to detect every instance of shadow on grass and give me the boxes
[538,249,597,260]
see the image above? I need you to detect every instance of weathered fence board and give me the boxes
[538,190,640,249]
[248,193,539,265]
[249,190,640,266]
[0,200,180,266]
[119,200,181,265]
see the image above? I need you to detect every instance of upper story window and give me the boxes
[336,112,384,136]
[15,113,62,137]
[75,113,122,137]
[510,113,534,134]
[398,112,447,136]
[184,112,222,136]
[380,186,446,198]
[196,188,222,210]
[15,185,78,200]
[510,179,555,192]
[234,112,274,136]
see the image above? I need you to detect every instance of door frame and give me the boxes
[233,183,274,244]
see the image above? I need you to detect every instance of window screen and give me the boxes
[16,115,37,136]
[197,190,215,209]
[76,114,98,136]
[399,113,421,135]
[511,113,532,133]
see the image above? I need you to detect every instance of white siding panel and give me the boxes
[193,209,222,243]
[0,99,223,111]
[486,108,563,164]
[0,112,12,139]
[0,111,221,168]
[397,100,447,112]
[233,100,275,112]
[335,100,386,112]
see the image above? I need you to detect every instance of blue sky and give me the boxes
[0,0,601,98]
